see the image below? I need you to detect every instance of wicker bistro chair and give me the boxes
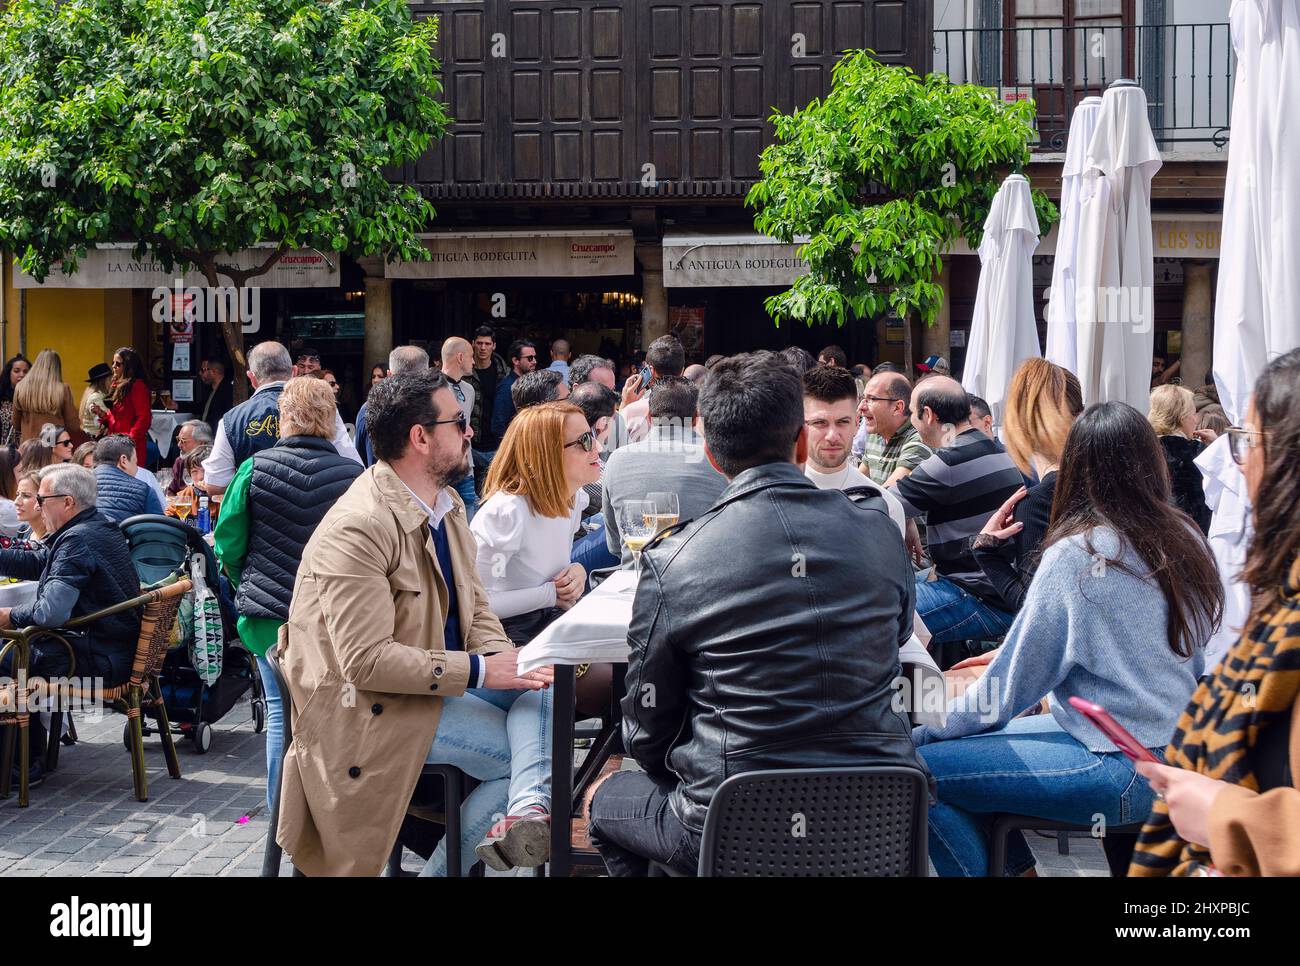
[0,579,192,806]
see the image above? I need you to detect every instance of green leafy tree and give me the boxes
[0,0,449,399]
[747,51,1057,368]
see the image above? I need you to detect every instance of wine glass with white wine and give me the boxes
[644,491,680,536]
[618,500,657,573]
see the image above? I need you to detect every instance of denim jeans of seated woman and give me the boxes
[914,570,1016,646]
[915,715,1157,877]
[570,511,619,574]
[419,684,553,876]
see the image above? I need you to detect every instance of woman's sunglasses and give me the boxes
[1226,427,1268,466]
[56,438,73,449]
[564,431,596,452]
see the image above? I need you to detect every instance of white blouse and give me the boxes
[471,489,588,619]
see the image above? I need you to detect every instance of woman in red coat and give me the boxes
[102,347,153,466]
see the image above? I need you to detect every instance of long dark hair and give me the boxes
[0,355,29,406]
[0,445,18,500]
[108,346,149,405]
[1046,401,1223,658]
[1242,348,1300,613]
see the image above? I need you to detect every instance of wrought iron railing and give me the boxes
[933,23,1233,150]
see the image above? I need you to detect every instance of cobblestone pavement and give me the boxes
[0,693,1110,877]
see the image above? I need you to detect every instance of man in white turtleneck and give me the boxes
[802,365,906,535]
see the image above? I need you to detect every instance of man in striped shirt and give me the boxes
[890,376,1024,651]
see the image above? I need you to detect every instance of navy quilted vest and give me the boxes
[234,435,362,622]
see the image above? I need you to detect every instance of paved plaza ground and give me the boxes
[0,692,1111,877]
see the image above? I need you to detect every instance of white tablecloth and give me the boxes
[517,570,946,726]
[0,581,39,609]
[149,411,193,460]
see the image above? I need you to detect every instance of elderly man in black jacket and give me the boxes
[0,464,141,783]
[585,351,928,877]
[0,464,141,683]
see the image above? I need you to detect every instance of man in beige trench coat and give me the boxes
[275,369,554,876]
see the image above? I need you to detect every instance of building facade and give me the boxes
[2,0,1229,419]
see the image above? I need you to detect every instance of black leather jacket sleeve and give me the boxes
[620,566,687,782]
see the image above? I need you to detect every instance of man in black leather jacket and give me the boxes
[587,351,927,876]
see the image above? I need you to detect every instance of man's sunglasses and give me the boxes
[35,493,69,506]
[564,431,596,452]
[426,412,469,434]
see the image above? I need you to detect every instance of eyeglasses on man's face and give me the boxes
[425,412,469,435]
[35,493,70,507]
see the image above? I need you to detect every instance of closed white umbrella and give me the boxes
[1043,96,1102,374]
[961,173,1042,425]
[1072,80,1162,411]
[1202,0,1300,673]
[1213,0,1300,425]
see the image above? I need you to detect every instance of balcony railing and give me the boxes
[933,23,1233,151]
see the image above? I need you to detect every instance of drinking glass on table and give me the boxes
[644,492,680,535]
[618,500,657,573]
[170,493,193,523]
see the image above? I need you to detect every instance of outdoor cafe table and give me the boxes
[515,570,945,876]
[0,580,38,610]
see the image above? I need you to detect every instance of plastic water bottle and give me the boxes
[197,495,211,534]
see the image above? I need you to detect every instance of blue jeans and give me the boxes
[454,473,479,521]
[419,686,553,877]
[255,654,285,813]
[915,572,1016,645]
[571,512,619,573]
[916,715,1156,877]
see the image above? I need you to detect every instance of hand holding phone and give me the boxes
[1068,696,1159,763]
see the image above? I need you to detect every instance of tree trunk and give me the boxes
[197,247,284,405]
[199,262,249,404]
[902,310,914,376]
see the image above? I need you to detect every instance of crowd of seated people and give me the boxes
[3,331,1297,881]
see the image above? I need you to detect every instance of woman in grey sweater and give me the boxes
[914,402,1223,877]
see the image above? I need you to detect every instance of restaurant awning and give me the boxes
[662,231,810,288]
[385,229,635,280]
[12,244,340,289]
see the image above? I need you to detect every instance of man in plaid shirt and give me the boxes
[856,371,932,486]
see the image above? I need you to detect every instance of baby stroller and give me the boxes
[119,515,266,753]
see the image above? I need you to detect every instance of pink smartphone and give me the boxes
[1068,697,1159,764]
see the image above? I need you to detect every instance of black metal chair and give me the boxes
[384,763,474,877]
[259,650,475,877]
[651,765,929,877]
[987,814,1147,877]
